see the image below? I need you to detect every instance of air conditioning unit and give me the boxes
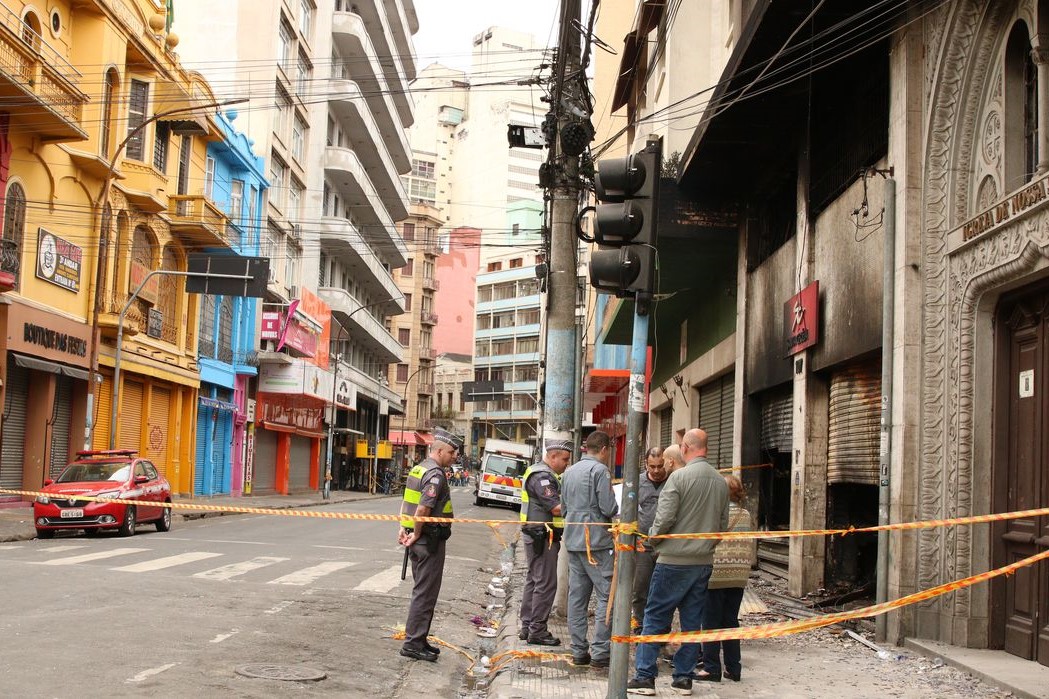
[288,285,299,299]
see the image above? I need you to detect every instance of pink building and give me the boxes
[434,227,481,356]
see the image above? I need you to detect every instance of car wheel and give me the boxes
[155,502,172,532]
[36,528,54,540]
[118,505,137,537]
[474,496,486,507]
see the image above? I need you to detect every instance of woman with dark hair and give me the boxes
[695,475,755,683]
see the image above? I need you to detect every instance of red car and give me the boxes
[33,450,172,539]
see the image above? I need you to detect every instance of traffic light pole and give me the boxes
[543,0,583,448]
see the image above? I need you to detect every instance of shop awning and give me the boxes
[418,432,434,446]
[389,430,421,446]
[12,353,89,381]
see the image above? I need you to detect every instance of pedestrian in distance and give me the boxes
[560,430,619,669]
[518,438,573,646]
[398,428,463,662]
[628,428,730,696]
[632,446,668,631]
[695,474,756,683]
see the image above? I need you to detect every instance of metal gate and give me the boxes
[252,427,278,493]
[1,358,29,490]
[211,410,231,495]
[49,375,74,481]
[658,407,672,449]
[827,361,881,485]
[760,390,793,453]
[698,374,734,469]
[92,379,112,451]
[288,435,311,491]
[117,380,144,451]
[195,407,209,495]
[147,385,171,478]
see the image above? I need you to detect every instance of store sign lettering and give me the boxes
[36,229,82,292]
[960,177,1049,244]
[784,281,820,357]
[23,322,88,357]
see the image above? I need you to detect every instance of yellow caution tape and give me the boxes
[614,547,1049,645]
[390,631,476,664]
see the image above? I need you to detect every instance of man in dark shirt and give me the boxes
[398,428,463,662]
[632,446,667,629]
[518,438,572,645]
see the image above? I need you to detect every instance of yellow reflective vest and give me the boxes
[519,463,564,529]
[400,461,453,529]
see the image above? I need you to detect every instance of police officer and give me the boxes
[398,428,463,662]
[518,438,572,646]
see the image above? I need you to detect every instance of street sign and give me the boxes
[462,380,505,403]
[186,254,269,297]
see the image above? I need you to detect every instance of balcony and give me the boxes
[324,146,408,265]
[343,2,414,127]
[0,238,20,292]
[320,217,404,313]
[477,294,542,314]
[327,77,410,175]
[332,11,411,137]
[419,347,437,362]
[319,286,402,364]
[0,7,87,142]
[167,195,233,248]
[381,0,418,82]
[422,276,440,291]
[416,382,435,395]
[420,311,438,326]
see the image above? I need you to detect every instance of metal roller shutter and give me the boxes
[659,407,672,448]
[92,379,112,451]
[253,428,278,493]
[118,380,144,452]
[2,359,30,490]
[49,375,74,481]
[827,361,881,485]
[699,374,734,469]
[288,435,311,491]
[211,411,232,495]
[148,385,171,479]
[760,389,793,453]
[195,408,209,495]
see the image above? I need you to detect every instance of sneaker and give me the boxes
[590,656,610,669]
[570,653,591,667]
[626,677,656,695]
[671,676,693,695]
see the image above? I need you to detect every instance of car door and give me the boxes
[133,461,159,520]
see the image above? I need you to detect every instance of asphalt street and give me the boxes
[0,488,517,698]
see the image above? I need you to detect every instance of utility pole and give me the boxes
[543,0,584,447]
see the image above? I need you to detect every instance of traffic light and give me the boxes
[588,137,661,314]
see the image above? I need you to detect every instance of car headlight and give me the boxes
[97,490,123,499]
[35,495,50,505]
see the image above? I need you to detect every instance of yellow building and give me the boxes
[0,0,232,499]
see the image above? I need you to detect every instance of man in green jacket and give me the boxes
[627,429,729,696]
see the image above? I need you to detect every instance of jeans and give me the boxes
[701,586,745,677]
[634,562,712,680]
[567,549,614,660]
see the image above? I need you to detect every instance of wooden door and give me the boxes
[994,287,1049,666]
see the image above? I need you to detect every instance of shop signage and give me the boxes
[784,281,820,357]
[129,261,159,304]
[244,423,255,494]
[36,228,82,293]
[146,308,163,339]
[260,312,282,340]
[297,288,331,368]
[256,392,324,432]
[259,362,333,402]
[948,172,1049,253]
[23,322,88,357]
[334,377,357,410]
[281,315,319,357]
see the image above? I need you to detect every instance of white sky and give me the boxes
[412,0,562,72]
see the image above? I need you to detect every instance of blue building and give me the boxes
[195,111,267,496]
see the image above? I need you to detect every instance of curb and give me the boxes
[483,539,522,699]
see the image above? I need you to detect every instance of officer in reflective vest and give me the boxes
[398,428,463,662]
[518,438,572,646]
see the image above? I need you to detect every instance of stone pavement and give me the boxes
[0,489,389,542]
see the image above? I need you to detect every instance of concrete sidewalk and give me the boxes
[0,489,391,542]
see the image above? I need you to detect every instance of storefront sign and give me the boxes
[22,322,88,358]
[334,377,357,410]
[8,302,91,366]
[147,308,163,339]
[281,315,319,357]
[784,281,820,357]
[36,229,82,293]
[129,261,159,304]
[949,172,1049,252]
[260,312,282,340]
[244,423,255,494]
[256,392,324,432]
[298,288,331,368]
[259,362,333,402]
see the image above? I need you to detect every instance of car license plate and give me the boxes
[60,508,84,519]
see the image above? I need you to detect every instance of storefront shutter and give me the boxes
[827,361,881,485]
[760,389,793,453]
[148,385,171,478]
[49,375,74,480]
[288,435,312,491]
[195,407,209,495]
[92,379,113,451]
[211,411,231,495]
[1,358,30,490]
[252,427,278,493]
[699,374,735,469]
[117,380,144,452]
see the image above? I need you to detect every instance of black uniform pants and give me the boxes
[403,536,447,648]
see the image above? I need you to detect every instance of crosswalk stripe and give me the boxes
[0,545,22,550]
[267,561,357,586]
[111,551,222,573]
[353,564,405,593]
[37,548,148,565]
[37,545,86,553]
[193,556,290,581]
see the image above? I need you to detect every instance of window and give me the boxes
[1005,22,1041,190]
[278,20,294,71]
[291,116,306,161]
[398,328,411,346]
[487,261,502,272]
[204,156,216,199]
[412,159,435,178]
[404,293,412,311]
[509,257,523,268]
[100,69,118,158]
[1,183,26,287]
[396,364,409,382]
[20,10,41,48]
[511,223,520,236]
[288,178,304,220]
[158,244,181,344]
[218,295,234,362]
[517,338,539,354]
[402,222,416,240]
[247,186,259,242]
[126,79,150,161]
[406,178,436,203]
[153,122,170,172]
[296,52,312,96]
[199,294,216,358]
[230,180,244,222]
[299,0,313,39]
[269,154,287,210]
[284,242,299,288]
[402,258,414,276]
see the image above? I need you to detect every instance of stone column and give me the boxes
[1033,45,1049,175]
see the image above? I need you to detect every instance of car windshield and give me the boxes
[484,454,526,478]
[56,462,131,483]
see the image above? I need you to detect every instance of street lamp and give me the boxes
[84,96,248,449]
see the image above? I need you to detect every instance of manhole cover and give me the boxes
[235,664,327,681]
